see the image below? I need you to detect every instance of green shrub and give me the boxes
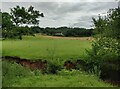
[86,37,120,75]
[2,61,33,78]
[46,61,62,74]
[2,60,34,87]
[87,7,120,78]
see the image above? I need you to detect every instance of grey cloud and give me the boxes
[2,2,118,28]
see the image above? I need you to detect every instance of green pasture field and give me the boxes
[2,35,92,62]
[2,35,115,87]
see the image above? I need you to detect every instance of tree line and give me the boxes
[31,26,93,37]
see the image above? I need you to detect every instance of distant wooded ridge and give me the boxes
[31,26,94,37]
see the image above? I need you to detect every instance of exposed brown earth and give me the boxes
[2,56,47,71]
[2,56,120,86]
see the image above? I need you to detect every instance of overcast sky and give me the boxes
[1,1,118,28]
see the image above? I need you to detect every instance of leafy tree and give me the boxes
[2,12,15,38]
[92,16,108,35]
[2,12,13,29]
[107,7,120,39]
[86,7,120,77]
[0,12,2,38]
[2,6,44,39]
[0,11,2,27]
[10,6,44,26]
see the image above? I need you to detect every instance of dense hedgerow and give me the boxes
[86,7,120,81]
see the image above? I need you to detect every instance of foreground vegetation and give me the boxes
[86,6,120,81]
[2,61,113,87]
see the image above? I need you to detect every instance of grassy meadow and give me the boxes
[2,35,92,62]
[2,35,115,87]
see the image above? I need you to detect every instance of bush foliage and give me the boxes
[86,7,120,80]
